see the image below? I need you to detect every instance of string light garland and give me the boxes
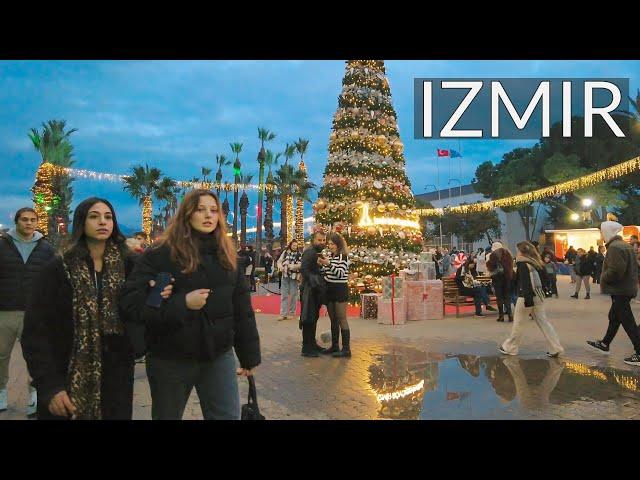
[563,362,608,382]
[417,156,640,217]
[287,195,295,245]
[296,159,307,244]
[52,166,278,193]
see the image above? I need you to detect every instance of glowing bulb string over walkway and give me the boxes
[415,156,640,217]
[50,155,640,217]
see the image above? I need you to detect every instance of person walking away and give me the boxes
[243,245,256,292]
[299,231,328,357]
[476,248,487,275]
[571,248,593,299]
[542,253,559,298]
[499,241,564,358]
[594,245,605,285]
[486,242,514,323]
[441,247,452,277]
[455,258,496,317]
[119,189,260,419]
[276,240,301,321]
[0,207,55,416]
[587,221,640,366]
[565,246,578,284]
[318,233,351,358]
[22,198,170,419]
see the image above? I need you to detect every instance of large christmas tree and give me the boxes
[314,60,423,295]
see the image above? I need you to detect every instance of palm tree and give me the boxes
[230,142,243,241]
[256,127,276,254]
[274,163,296,246]
[294,138,311,244]
[283,142,296,166]
[156,176,178,231]
[222,181,231,225]
[201,166,212,184]
[122,164,165,237]
[239,173,254,246]
[263,150,282,250]
[215,154,231,197]
[28,120,78,238]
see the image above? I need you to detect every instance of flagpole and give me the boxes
[458,139,462,198]
[436,153,443,248]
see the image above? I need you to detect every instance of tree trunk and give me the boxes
[142,195,153,238]
[233,176,240,241]
[256,158,265,252]
[240,191,249,246]
[280,194,288,247]
[295,196,304,245]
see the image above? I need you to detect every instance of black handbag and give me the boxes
[241,376,265,420]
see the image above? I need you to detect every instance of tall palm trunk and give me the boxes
[288,196,295,245]
[295,195,304,245]
[233,176,240,240]
[256,148,265,251]
[240,191,249,246]
[142,195,153,238]
[280,193,288,246]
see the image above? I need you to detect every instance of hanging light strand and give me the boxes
[416,156,640,217]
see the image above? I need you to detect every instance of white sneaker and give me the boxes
[0,388,7,412]
[26,387,37,418]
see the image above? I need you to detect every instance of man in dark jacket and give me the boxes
[587,221,640,366]
[299,231,327,357]
[0,207,55,415]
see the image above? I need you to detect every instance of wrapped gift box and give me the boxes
[419,252,433,262]
[399,269,424,281]
[404,280,444,321]
[381,275,404,299]
[377,297,406,325]
[360,293,379,319]
[409,261,437,280]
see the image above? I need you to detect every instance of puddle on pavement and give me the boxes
[367,345,640,419]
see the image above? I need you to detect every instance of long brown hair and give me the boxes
[516,241,544,269]
[157,189,237,273]
[328,232,349,256]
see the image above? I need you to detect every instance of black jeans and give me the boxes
[492,277,512,316]
[603,295,640,353]
[37,335,134,420]
[545,274,558,296]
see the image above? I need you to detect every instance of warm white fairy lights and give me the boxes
[375,380,425,402]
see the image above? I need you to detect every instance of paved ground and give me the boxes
[4,276,640,420]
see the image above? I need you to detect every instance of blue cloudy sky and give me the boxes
[0,60,638,231]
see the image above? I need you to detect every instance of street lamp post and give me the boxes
[448,179,461,249]
[581,198,594,225]
[425,184,442,248]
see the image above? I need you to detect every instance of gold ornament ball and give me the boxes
[376,204,386,213]
[367,226,377,236]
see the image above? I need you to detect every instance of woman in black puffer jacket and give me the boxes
[119,189,260,420]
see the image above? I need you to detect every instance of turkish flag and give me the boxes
[437,149,450,157]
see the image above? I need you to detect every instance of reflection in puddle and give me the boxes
[367,346,640,419]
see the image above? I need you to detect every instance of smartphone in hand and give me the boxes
[146,272,172,308]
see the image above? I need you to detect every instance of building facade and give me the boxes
[415,184,550,255]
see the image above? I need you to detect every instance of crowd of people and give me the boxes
[2,192,640,420]
[2,191,261,420]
